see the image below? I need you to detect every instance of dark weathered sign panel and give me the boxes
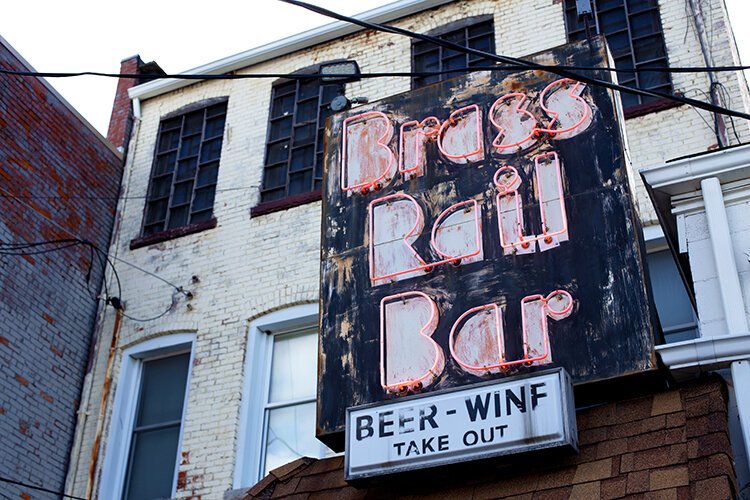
[318,39,657,450]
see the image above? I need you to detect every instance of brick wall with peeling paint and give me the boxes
[65,0,750,499]
[0,39,122,499]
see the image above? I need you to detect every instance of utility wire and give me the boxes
[0,184,190,305]
[278,0,750,122]
[3,64,750,80]
[0,475,87,500]
[0,238,180,322]
[0,185,259,202]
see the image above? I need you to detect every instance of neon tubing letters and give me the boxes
[380,292,444,394]
[341,111,395,194]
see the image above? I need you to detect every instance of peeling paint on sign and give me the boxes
[318,39,657,451]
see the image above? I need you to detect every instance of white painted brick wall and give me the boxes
[67,0,750,498]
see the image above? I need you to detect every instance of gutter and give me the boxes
[641,144,750,195]
[657,332,750,376]
[128,0,454,101]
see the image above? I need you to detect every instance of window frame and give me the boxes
[643,225,699,344]
[410,15,496,90]
[252,67,346,216]
[234,304,321,487]
[135,98,228,245]
[562,0,679,118]
[99,333,195,500]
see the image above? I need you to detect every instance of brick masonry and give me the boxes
[236,377,737,500]
[64,0,750,498]
[0,39,122,498]
[106,56,142,151]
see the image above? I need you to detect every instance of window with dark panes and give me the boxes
[564,0,672,109]
[121,352,190,500]
[647,250,699,343]
[412,17,495,89]
[260,77,343,203]
[142,100,227,236]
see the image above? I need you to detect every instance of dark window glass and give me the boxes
[647,250,698,343]
[412,19,495,89]
[122,353,190,500]
[143,101,227,236]
[259,75,343,203]
[564,0,672,108]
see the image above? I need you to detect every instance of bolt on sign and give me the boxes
[318,39,658,452]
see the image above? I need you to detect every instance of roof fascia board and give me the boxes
[640,144,750,196]
[129,0,454,101]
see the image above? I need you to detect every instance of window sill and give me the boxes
[130,217,217,250]
[624,98,683,119]
[251,190,322,217]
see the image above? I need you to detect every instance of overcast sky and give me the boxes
[2,0,748,136]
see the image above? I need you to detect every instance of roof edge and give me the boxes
[128,0,454,101]
[0,34,122,158]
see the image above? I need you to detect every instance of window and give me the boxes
[235,305,333,487]
[647,249,699,343]
[142,100,227,237]
[564,0,672,110]
[411,17,495,89]
[261,327,332,475]
[259,76,343,205]
[99,334,194,500]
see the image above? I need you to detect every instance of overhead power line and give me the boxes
[0,475,87,500]
[2,64,750,81]
[278,0,750,122]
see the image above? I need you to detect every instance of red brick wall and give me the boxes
[106,55,142,150]
[241,377,736,499]
[0,40,122,498]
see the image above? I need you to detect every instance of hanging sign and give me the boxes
[318,38,657,452]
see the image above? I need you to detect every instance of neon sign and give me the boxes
[319,39,658,450]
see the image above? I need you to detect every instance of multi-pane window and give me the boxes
[647,250,699,343]
[564,0,672,109]
[260,327,332,477]
[412,17,495,89]
[121,352,190,500]
[260,78,343,203]
[143,100,227,236]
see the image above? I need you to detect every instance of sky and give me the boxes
[1,0,749,137]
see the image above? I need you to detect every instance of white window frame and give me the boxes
[234,303,319,488]
[99,333,195,500]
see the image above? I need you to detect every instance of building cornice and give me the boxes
[128,0,454,102]
[640,144,750,196]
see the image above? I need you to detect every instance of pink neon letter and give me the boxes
[489,93,538,154]
[399,117,440,179]
[521,290,574,365]
[536,79,592,140]
[449,304,505,376]
[341,111,395,193]
[494,152,569,254]
[430,200,483,265]
[437,104,484,164]
[369,194,427,285]
[380,292,444,394]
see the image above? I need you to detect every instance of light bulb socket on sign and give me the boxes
[344,368,577,481]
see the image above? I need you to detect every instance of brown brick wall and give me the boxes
[240,377,736,500]
[0,39,122,498]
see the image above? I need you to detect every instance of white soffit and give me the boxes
[640,144,750,196]
[128,0,454,101]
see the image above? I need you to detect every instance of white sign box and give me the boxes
[345,368,576,480]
